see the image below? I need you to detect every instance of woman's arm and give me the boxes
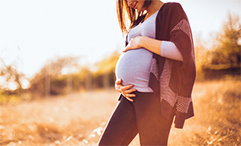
[123,36,183,61]
[124,36,161,55]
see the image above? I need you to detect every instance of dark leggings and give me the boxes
[98,91,175,146]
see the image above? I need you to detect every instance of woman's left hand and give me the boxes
[123,36,144,52]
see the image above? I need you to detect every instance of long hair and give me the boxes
[117,0,152,35]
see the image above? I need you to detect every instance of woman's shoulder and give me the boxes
[155,2,188,31]
[158,2,185,16]
[164,2,182,8]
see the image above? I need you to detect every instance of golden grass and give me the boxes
[169,79,241,146]
[0,79,240,146]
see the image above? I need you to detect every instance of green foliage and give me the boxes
[0,89,31,104]
[92,50,121,89]
[195,12,241,80]
[0,93,21,104]
[94,50,120,74]
[194,35,211,80]
[211,12,241,66]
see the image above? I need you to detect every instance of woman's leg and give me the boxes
[98,96,138,146]
[98,92,175,146]
[133,92,174,146]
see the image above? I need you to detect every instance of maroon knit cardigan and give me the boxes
[123,2,196,129]
[148,2,196,129]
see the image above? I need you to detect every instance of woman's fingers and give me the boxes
[125,96,134,102]
[121,84,134,91]
[115,79,137,102]
[120,85,136,94]
[123,36,143,52]
[123,41,134,52]
[121,86,136,102]
[115,79,122,85]
[122,91,136,102]
[124,88,136,94]
[121,87,136,95]
[115,79,122,92]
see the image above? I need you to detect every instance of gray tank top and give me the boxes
[115,11,159,92]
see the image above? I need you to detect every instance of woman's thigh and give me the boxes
[133,92,174,145]
[98,96,138,146]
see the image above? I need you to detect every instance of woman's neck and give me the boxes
[146,1,164,16]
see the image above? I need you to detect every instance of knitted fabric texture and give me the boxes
[148,2,196,129]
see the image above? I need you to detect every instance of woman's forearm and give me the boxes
[139,36,162,55]
[140,37,183,61]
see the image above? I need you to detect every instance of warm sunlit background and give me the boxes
[0,0,240,77]
[0,0,240,146]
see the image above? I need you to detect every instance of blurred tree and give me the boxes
[42,56,80,76]
[95,50,120,74]
[93,50,120,89]
[0,58,25,92]
[72,67,92,91]
[29,50,121,96]
[29,56,80,96]
[85,68,92,91]
[195,35,211,72]
[211,12,241,67]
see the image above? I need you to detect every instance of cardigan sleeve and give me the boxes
[161,41,183,61]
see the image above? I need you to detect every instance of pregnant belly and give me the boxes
[115,48,153,88]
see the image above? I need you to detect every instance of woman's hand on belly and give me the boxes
[115,79,136,102]
[123,36,162,55]
[123,36,143,52]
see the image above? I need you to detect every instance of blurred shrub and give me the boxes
[28,56,81,96]
[92,50,120,89]
[211,12,241,66]
[28,51,121,97]
[0,94,20,104]
[195,12,241,80]
[0,59,30,103]
[0,60,26,91]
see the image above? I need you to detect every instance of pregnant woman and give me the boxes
[98,0,196,145]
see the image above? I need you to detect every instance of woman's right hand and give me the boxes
[115,79,136,102]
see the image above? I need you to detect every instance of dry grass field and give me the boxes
[0,78,240,146]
